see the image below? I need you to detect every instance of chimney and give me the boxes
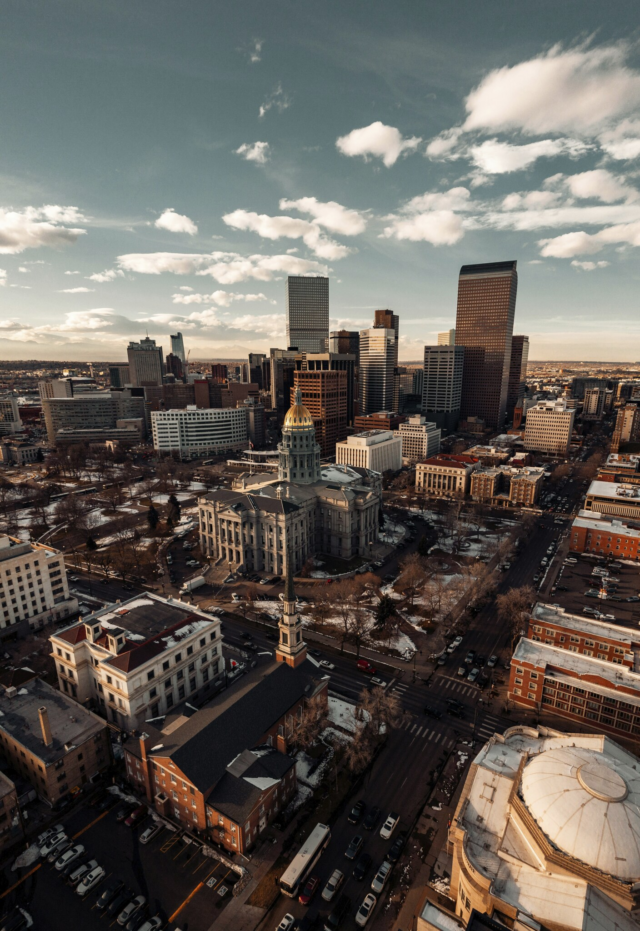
[38,706,53,748]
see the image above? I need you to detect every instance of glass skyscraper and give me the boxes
[286,276,329,353]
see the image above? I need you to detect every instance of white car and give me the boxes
[69,859,98,887]
[355,892,377,927]
[276,916,295,931]
[139,823,163,844]
[370,677,386,687]
[36,824,63,848]
[137,919,163,931]
[371,860,391,893]
[117,895,147,926]
[55,843,85,871]
[380,812,399,839]
[319,660,335,670]
[259,578,270,585]
[452,636,463,647]
[77,865,106,896]
[205,606,224,615]
[40,832,67,857]
[322,869,344,902]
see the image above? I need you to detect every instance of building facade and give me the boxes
[505,334,529,425]
[523,399,575,456]
[398,415,441,463]
[353,411,405,432]
[108,365,130,388]
[42,390,146,445]
[286,275,329,353]
[0,398,23,436]
[415,455,478,497]
[127,337,165,387]
[422,345,464,434]
[50,594,223,730]
[151,406,247,458]
[0,535,77,636]
[456,260,518,431]
[329,330,359,360]
[584,481,640,520]
[170,332,186,364]
[359,328,396,415]
[336,430,402,473]
[293,368,348,458]
[612,404,640,453]
[437,329,455,346]
[295,351,358,427]
[570,514,640,558]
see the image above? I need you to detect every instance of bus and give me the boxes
[279,823,331,898]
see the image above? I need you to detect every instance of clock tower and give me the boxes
[276,554,307,668]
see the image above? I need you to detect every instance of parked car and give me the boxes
[487,655,498,668]
[325,894,351,931]
[139,823,162,845]
[77,865,106,897]
[353,853,372,881]
[380,812,399,839]
[321,869,344,902]
[125,804,147,828]
[115,803,136,822]
[345,835,364,860]
[298,876,319,906]
[40,832,67,857]
[467,667,480,683]
[107,889,134,919]
[48,838,72,863]
[118,897,147,927]
[348,801,366,825]
[371,860,392,893]
[55,844,85,871]
[355,892,377,927]
[137,919,162,931]
[363,806,380,831]
[464,651,475,664]
[36,825,63,848]
[96,879,125,911]
[68,859,98,887]
[387,832,407,863]
[456,666,467,678]
[276,916,296,931]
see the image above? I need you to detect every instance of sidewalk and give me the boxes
[207,834,283,931]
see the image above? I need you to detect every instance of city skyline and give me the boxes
[0,2,639,362]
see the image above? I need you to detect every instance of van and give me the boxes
[564,557,577,565]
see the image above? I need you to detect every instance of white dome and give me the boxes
[521,746,640,881]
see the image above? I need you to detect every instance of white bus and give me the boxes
[279,822,331,898]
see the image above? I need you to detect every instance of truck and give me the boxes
[180,576,206,594]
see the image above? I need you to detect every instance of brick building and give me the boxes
[293,369,348,458]
[570,514,640,560]
[353,411,406,432]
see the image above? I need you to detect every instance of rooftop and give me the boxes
[532,603,638,646]
[0,678,105,765]
[513,637,640,694]
[419,454,478,468]
[572,515,640,538]
[587,481,640,501]
[0,535,59,564]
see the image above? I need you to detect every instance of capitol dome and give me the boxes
[283,387,314,429]
[521,745,640,881]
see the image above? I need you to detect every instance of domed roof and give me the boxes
[521,745,640,881]
[283,387,314,429]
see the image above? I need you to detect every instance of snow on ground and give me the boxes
[321,726,351,745]
[379,518,405,546]
[379,584,402,600]
[310,571,330,578]
[296,747,334,788]
[327,696,360,733]
[12,845,41,870]
[282,784,313,818]
[391,630,417,657]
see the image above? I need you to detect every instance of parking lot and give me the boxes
[550,554,640,627]
[2,796,238,931]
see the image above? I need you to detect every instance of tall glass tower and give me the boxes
[286,276,329,353]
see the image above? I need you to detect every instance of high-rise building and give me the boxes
[270,348,298,421]
[0,535,78,634]
[292,368,348,458]
[329,330,360,361]
[165,352,184,381]
[612,404,640,453]
[359,328,396,414]
[422,345,464,433]
[210,364,228,383]
[398,415,441,463]
[151,407,247,458]
[506,335,529,425]
[374,310,399,361]
[295,352,357,426]
[248,353,266,390]
[242,397,266,449]
[523,399,575,456]
[108,365,130,388]
[0,398,23,437]
[455,260,518,430]
[170,331,186,364]
[583,387,606,420]
[285,275,329,353]
[438,329,455,346]
[127,337,165,387]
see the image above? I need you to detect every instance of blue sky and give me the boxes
[1,0,639,362]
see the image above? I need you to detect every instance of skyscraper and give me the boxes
[170,332,186,364]
[422,345,465,433]
[359,327,396,414]
[126,337,165,387]
[293,368,348,458]
[438,329,456,346]
[506,335,529,425]
[248,353,266,390]
[455,261,518,431]
[329,330,359,361]
[286,276,329,352]
[374,310,399,365]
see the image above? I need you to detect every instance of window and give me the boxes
[162,661,170,671]
[199,638,206,648]
[149,687,157,699]
[178,685,185,699]
[187,646,193,656]
[175,652,182,663]
[147,670,155,682]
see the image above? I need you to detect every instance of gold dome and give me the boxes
[283,386,314,429]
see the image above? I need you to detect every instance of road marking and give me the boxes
[169,881,204,923]
[434,733,441,743]
[415,727,423,737]
[427,730,434,740]
[73,808,110,839]
[410,724,417,734]
[203,862,221,884]
[0,863,41,898]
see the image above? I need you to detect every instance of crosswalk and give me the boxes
[395,709,504,747]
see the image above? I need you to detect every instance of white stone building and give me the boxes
[398,415,441,464]
[524,399,575,456]
[0,535,77,636]
[335,430,402,473]
[415,455,478,497]
[151,406,247,459]
[50,593,223,730]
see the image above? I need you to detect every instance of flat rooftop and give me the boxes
[513,637,640,695]
[531,603,638,646]
[587,481,640,501]
[572,515,640,538]
[0,678,105,764]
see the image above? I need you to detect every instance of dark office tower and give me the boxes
[374,310,399,365]
[506,335,529,425]
[165,352,184,381]
[286,276,329,352]
[248,353,266,390]
[270,348,298,421]
[456,261,517,431]
[329,330,360,362]
[293,369,347,458]
[210,364,228,383]
[422,345,465,433]
[127,337,165,387]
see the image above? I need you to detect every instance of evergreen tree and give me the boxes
[147,504,159,531]
[86,535,97,551]
[167,493,181,525]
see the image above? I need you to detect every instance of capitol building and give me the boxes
[421,725,640,931]
[198,388,382,576]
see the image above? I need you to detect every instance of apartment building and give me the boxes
[42,390,145,445]
[523,399,575,456]
[335,430,402,473]
[50,594,223,730]
[570,514,640,559]
[422,344,464,433]
[612,404,640,453]
[470,466,544,507]
[151,406,247,458]
[415,455,478,497]
[0,535,77,636]
[0,398,23,436]
[353,411,405,432]
[123,658,328,853]
[527,603,636,666]
[0,678,111,804]
[398,415,441,464]
[584,481,640,520]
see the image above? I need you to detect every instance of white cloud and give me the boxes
[599,119,640,160]
[155,208,198,235]
[0,205,86,254]
[279,196,367,235]
[463,43,640,135]
[484,203,640,232]
[64,270,80,275]
[0,270,6,286]
[539,222,640,257]
[87,268,124,283]
[172,291,271,307]
[400,188,472,213]
[222,209,351,260]
[248,38,262,63]
[468,138,589,174]
[116,250,328,283]
[58,286,95,293]
[259,83,290,118]
[336,121,421,167]
[425,127,464,159]
[571,260,610,270]
[560,168,638,203]
[18,266,29,273]
[235,142,270,164]
[381,187,471,245]
[502,190,561,210]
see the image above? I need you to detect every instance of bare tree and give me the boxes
[496,584,535,650]
[359,685,402,740]
[398,553,426,607]
[293,693,329,750]
[349,606,371,659]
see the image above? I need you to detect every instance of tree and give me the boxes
[376,594,396,627]
[86,535,97,551]
[417,534,430,558]
[359,685,401,740]
[147,504,159,531]
[398,553,426,607]
[349,606,371,659]
[293,693,329,750]
[496,585,535,650]
[167,493,181,525]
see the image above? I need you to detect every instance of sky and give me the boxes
[1,0,639,363]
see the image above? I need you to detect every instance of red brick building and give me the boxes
[570,515,640,560]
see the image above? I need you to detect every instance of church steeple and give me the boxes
[275,552,307,668]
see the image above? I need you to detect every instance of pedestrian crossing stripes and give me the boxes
[439,679,474,696]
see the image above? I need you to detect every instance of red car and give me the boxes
[357,660,376,674]
[124,804,148,828]
[299,876,319,906]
